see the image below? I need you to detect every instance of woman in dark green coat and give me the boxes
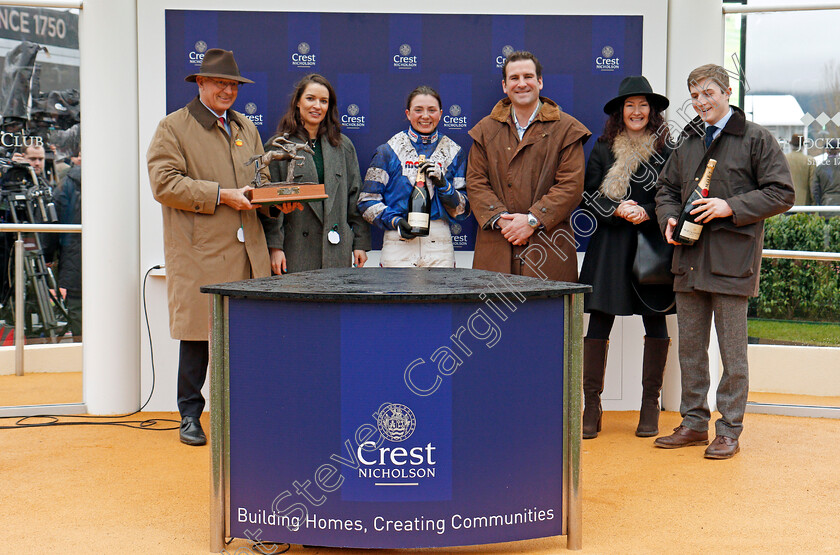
[261,74,371,273]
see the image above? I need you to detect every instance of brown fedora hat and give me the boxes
[185,48,254,84]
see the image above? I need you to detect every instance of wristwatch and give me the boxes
[527,212,540,229]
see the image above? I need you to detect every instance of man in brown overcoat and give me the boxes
[147,49,271,445]
[466,51,590,282]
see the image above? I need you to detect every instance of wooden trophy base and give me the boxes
[247,182,328,205]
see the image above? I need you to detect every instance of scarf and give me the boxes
[599,131,657,201]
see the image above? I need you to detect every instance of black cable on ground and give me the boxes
[0,264,179,431]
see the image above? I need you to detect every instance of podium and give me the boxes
[201,268,588,551]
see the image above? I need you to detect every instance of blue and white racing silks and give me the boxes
[359,127,469,230]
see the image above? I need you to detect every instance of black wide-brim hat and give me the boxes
[185,48,254,84]
[603,75,668,115]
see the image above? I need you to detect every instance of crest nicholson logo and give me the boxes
[188,39,208,66]
[496,44,516,68]
[393,43,418,70]
[341,103,366,129]
[443,104,468,130]
[292,41,316,68]
[356,402,437,484]
[376,403,416,442]
[242,101,263,126]
[596,44,620,72]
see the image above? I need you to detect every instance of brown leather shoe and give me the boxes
[704,435,740,459]
[653,425,709,448]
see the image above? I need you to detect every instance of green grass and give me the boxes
[748,318,840,347]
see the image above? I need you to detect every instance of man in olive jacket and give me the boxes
[467,51,590,282]
[785,134,813,206]
[655,64,794,459]
[147,49,271,446]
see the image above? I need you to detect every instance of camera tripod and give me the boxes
[0,164,70,342]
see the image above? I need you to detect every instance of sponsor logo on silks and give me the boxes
[188,40,207,66]
[404,150,443,172]
[403,160,443,170]
[357,403,437,483]
[243,102,263,126]
[495,44,515,68]
[443,104,468,130]
[341,103,365,129]
[292,41,316,68]
[393,43,418,70]
[595,44,620,72]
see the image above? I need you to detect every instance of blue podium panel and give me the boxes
[227,296,565,548]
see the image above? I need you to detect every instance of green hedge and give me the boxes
[750,214,840,322]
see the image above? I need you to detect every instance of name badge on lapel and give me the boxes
[328,224,340,245]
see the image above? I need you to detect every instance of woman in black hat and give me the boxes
[579,75,675,440]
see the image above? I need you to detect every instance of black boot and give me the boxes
[636,336,670,437]
[582,338,609,439]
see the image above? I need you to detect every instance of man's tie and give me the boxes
[705,125,717,149]
[218,116,228,135]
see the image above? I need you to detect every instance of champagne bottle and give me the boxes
[674,159,717,246]
[407,154,431,237]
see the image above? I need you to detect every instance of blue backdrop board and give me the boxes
[202,268,589,549]
[165,11,643,251]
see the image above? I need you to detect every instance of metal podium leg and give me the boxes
[566,293,583,550]
[210,293,226,553]
[15,235,24,376]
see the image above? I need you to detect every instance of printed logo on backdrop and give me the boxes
[341,103,366,130]
[388,15,422,73]
[595,45,620,72]
[336,73,370,136]
[234,72,268,138]
[188,40,207,66]
[287,13,321,72]
[495,44,515,69]
[292,41,317,68]
[442,104,468,131]
[357,403,437,485]
[377,403,416,441]
[243,102,263,127]
[393,43,418,70]
[449,222,468,249]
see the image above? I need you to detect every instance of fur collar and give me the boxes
[599,131,657,200]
